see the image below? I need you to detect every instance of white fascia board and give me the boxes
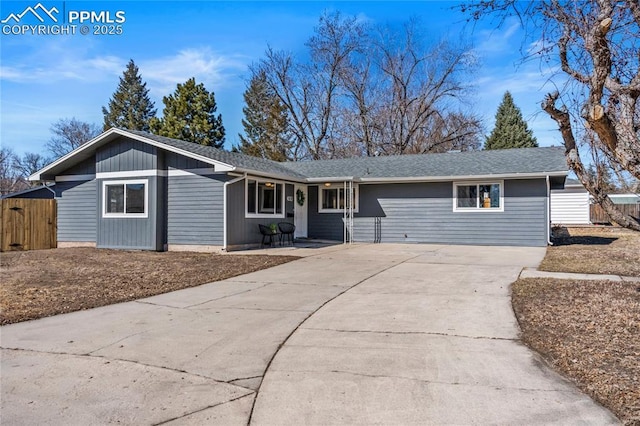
[305,177,359,183]
[357,171,568,183]
[29,128,236,181]
[235,168,307,183]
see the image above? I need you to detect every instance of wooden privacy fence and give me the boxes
[590,203,640,224]
[0,199,57,251]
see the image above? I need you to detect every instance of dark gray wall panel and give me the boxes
[166,152,212,170]
[227,181,294,246]
[96,138,157,173]
[56,180,97,242]
[59,157,96,176]
[167,174,226,245]
[307,186,345,241]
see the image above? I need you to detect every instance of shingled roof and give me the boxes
[128,130,567,180]
[280,147,568,180]
[31,128,568,182]
[124,130,308,180]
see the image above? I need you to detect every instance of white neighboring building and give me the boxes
[551,179,591,225]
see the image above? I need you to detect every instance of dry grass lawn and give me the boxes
[513,278,640,425]
[541,226,640,277]
[516,226,640,424]
[0,248,298,325]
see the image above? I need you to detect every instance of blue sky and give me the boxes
[1,1,563,157]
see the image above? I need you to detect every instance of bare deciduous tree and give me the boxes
[462,0,640,231]
[0,147,27,195]
[255,12,481,160]
[47,118,101,159]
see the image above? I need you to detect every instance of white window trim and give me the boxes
[453,180,504,212]
[245,177,286,219]
[318,183,359,213]
[102,179,149,218]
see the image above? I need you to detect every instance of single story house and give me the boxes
[30,128,568,250]
[550,178,591,225]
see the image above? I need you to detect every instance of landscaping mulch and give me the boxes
[0,248,299,325]
[512,278,640,425]
[541,226,640,277]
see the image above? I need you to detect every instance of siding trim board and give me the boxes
[56,174,96,182]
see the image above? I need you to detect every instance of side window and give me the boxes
[103,180,148,218]
[453,182,503,212]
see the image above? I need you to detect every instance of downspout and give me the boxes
[343,181,347,244]
[223,173,247,251]
[546,175,553,246]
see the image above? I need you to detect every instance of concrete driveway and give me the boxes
[1,244,617,425]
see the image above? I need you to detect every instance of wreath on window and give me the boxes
[296,189,305,206]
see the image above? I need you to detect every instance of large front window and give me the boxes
[103,180,148,218]
[246,179,284,217]
[454,182,503,211]
[319,183,358,213]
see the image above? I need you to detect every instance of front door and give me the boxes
[294,184,308,238]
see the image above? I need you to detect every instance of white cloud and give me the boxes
[0,43,248,94]
[473,18,522,55]
[138,47,248,96]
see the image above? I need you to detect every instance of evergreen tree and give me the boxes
[102,60,156,131]
[235,70,291,161]
[151,78,225,148]
[485,91,538,150]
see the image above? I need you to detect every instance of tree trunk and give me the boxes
[542,92,640,232]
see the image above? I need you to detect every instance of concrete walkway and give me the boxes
[1,244,617,425]
[520,268,640,282]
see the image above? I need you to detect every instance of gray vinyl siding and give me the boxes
[96,138,157,173]
[167,174,226,245]
[56,180,97,242]
[308,179,548,247]
[227,181,294,246]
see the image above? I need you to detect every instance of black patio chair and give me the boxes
[258,224,279,247]
[278,222,296,246]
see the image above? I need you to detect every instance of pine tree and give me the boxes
[485,91,538,150]
[235,70,291,161]
[151,78,225,148]
[102,60,156,131]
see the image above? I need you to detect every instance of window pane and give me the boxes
[247,180,257,214]
[106,184,124,213]
[259,182,275,213]
[322,188,338,209]
[338,188,345,209]
[126,183,145,213]
[489,184,500,208]
[456,185,477,208]
[275,184,283,214]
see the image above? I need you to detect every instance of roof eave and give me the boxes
[235,168,307,183]
[305,176,359,183]
[357,171,568,183]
